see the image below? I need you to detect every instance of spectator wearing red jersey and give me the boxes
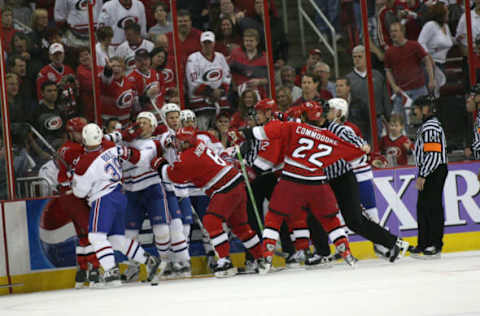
[214,17,242,59]
[1,8,17,55]
[229,28,268,98]
[380,113,412,166]
[230,89,258,129]
[295,48,322,86]
[100,56,136,125]
[151,47,177,98]
[76,47,97,122]
[36,43,76,102]
[385,22,435,124]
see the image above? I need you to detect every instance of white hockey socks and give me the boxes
[109,235,147,264]
[153,224,170,260]
[88,232,115,271]
[170,218,190,262]
[183,224,191,244]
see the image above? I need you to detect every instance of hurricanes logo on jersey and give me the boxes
[117,16,139,29]
[75,0,88,11]
[116,89,134,109]
[43,115,63,131]
[386,146,401,157]
[202,68,223,83]
[162,68,174,84]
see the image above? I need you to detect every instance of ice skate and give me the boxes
[257,256,272,275]
[373,244,391,260]
[422,246,441,260]
[120,261,140,283]
[238,259,258,274]
[101,267,122,288]
[336,242,358,267]
[88,268,102,288]
[408,246,424,259]
[172,261,192,278]
[304,250,332,269]
[145,253,161,283]
[389,239,409,263]
[214,257,237,278]
[75,269,88,289]
[285,250,306,268]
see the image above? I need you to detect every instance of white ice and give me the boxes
[1,251,480,316]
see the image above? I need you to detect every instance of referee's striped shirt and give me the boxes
[472,110,480,160]
[414,116,447,178]
[323,121,366,180]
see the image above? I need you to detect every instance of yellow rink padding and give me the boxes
[4,231,480,295]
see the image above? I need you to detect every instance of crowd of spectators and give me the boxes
[0,0,477,199]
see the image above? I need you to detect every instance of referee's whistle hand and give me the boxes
[416,177,425,191]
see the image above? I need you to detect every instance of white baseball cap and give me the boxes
[49,42,64,55]
[200,31,215,43]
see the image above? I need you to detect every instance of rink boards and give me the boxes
[1,161,480,295]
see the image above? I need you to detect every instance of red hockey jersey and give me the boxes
[379,134,412,166]
[36,63,76,100]
[57,140,84,186]
[127,68,165,111]
[254,138,286,172]
[253,121,365,182]
[100,74,136,125]
[166,141,241,197]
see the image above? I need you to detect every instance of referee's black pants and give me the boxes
[416,164,448,250]
[329,171,398,249]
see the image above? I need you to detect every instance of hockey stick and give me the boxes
[235,145,264,231]
[28,123,69,168]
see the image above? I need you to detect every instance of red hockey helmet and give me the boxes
[254,98,277,112]
[66,117,87,133]
[176,127,197,146]
[285,105,303,119]
[301,101,323,121]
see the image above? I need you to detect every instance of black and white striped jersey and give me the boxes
[414,116,447,178]
[472,110,480,160]
[323,121,366,180]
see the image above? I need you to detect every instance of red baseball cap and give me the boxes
[309,48,322,56]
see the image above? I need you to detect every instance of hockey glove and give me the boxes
[121,122,142,142]
[118,146,141,164]
[150,156,168,172]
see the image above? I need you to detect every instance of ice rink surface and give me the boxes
[1,251,480,316]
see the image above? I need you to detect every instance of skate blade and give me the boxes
[286,263,303,269]
[305,261,333,270]
[214,267,238,278]
[420,253,441,260]
[75,282,88,289]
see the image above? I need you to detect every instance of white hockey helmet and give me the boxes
[180,109,196,122]
[160,103,181,121]
[137,111,158,129]
[82,123,103,147]
[328,98,349,119]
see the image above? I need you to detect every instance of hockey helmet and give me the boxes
[285,105,303,119]
[176,127,197,147]
[180,109,196,122]
[328,98,349,118]
[66,117,87,133]
[160,103,181,121]
[254,98,277,112]
[301,101,324,121]
[137,111,158,129]
[82,123,103,147]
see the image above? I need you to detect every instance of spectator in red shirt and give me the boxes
[295,48,322,86]
[229,28,268,98]
[230,88,258,129]
[292,73,325,106]
[151,47,177,97]
[214,17,242,59]
[384,22,435,124]
[380,113,412,166]
[76,47,97,122]
[1,8,17,55]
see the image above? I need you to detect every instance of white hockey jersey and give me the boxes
[123,138,163,192]
[72,141,123,205]
[114,39,154,73]
[98,0,147,47]
[54,0,103,32]
[38,160,60,195]
[96,42,115,67]
[185,51,231,112]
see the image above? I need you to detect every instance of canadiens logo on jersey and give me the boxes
[162,68,174,84]
[202,68,224,83]
[116,89,134,109]
[117,16,139,29]
[75,0,88,10]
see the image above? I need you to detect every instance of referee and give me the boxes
[410,95,448,259]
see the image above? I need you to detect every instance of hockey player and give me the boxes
[122,112,169,281]
[98,0,147,47]
[55,117,101,288]
[72,123,160,287]
[185,31,232,130]
[157,103,193,278]
[327,98,390,258]
[153,127,265,277]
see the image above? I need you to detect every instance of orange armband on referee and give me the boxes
[423,142,442,152]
